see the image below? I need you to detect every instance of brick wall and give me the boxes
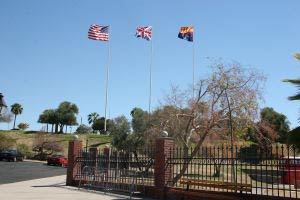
[154,137,174,189]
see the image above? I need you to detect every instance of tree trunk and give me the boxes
[214,165,221,177]
[171,128,210,185]
[46,124,49,133]
[59,125,64,133]
[51,124,54,133]
[183,145,189,160]
[65,125,67,133]
[133,150,143,171]
[213,158,224,177]
[13,114,17,129]
[55,124,59,133]
[225,91,236,183]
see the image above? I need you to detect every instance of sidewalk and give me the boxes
[0,175,154,200]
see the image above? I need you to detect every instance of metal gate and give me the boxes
[75,148,155,198]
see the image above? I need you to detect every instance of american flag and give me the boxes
[135,26,152,41]
[88,24,109,41]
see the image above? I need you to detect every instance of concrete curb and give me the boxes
[24,159,47,163]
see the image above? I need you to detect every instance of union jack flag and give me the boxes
[135,26,152,41]
[88,24,109,41]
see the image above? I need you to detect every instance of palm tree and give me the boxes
[11,103,23,129]
[283,53,300,100]
[283,53,300,149]
[87,112,100,125]
[295,53,300,60]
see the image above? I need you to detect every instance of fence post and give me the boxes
[103,147,110,169]
[154,137,175,190]
[66,139,82,186]
[89,147,98,168]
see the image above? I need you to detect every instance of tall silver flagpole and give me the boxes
[192,27,195,99]
[149,36,153,114]
[104,27,111,132]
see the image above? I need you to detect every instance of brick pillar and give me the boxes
[154,137,175,189]
[89,147,98,168]
[66,139,82,186]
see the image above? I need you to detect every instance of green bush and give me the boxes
[75,124,93,134]
[238,144,274,164]
[18,123,29,130]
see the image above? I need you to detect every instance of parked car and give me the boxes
[0,150,24,162]
[47,155,68,167]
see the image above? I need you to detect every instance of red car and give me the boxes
[47,155,68,167]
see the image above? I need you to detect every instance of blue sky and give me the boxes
[0,0,300,131]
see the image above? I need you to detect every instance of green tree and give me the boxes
[11,103,23,129]
[88,112,100,125]
[37,102,78,134]
[260,107,290,143]
[110,116,131,150]
[56,101,79,133]
[283,53,300,100]
[75,124,93,134]
[283,53,300,150]
[38,109,58,133]
[38,109,55,132]
[127,107,150,150]
[131,107,149,134]
[92,117,111,134]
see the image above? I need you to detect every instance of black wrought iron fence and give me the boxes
[74,147,155,194]
[73,145,300,198]
[167,145,300,199]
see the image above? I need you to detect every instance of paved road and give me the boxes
[0,160,66,184]
[0,160,155,199]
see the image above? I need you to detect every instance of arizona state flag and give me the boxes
[178,26,194,42]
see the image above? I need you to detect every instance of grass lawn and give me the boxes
[0,130,111,157]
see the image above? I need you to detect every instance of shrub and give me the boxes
[75,124,93,134]
[238,144,274,164]
[32,132,64,160]
[18,123,29,130]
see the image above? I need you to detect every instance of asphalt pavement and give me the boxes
[0,160,155,199]
[0,160,66,184]
[0,175,154,200]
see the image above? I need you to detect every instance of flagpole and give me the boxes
[149,37,153,114]
[192,27,195,99]
[104,29,111,132]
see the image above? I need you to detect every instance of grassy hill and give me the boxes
[0,130,111,158]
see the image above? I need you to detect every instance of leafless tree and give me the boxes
[154,61,266,184]
[32,132,63,159]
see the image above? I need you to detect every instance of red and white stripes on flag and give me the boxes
[88,24,109,41]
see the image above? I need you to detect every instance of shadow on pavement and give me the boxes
[31,183,139,200]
